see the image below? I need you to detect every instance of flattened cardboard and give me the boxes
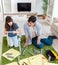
[19,54,48,65]
[2,48,21,61]
[44,62,58,65]
[19,58,30,65]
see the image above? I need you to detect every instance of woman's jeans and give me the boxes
[8,35,20,47]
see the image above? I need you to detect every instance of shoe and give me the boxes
[48,35,57,39]
[34,48,41,54]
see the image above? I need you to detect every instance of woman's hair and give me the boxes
[28,16,36,23]
[5,16,15,31]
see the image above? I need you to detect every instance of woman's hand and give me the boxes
[16,29,21,34]
[4,28,8,34]
[12,30,21,34]
[4,30,8,34]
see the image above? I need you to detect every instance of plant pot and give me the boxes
[42,15,46,19]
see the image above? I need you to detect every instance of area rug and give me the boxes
[1,36,58,65]
[2,48,20,61]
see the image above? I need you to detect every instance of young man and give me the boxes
[24,16,44,48]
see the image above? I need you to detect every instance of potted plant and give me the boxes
[42,0,48,19]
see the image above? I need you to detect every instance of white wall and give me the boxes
[11,0,36,13]
[36,0,43,15]
[11,0,43,14]
[0,0,3,22]
[2,0,44,14]
[3,0,11,13]
[52,0,58,17]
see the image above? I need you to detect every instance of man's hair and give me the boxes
[28,16,36,23]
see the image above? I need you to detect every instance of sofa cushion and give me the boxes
[51,23,58,31]
[53,18,58,23]
[51,29,58,37]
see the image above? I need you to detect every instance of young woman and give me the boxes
[4,16,21,47]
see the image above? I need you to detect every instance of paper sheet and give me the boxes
[19,54,47,65]
[38,54,48,62]
[2,48,21,61]
[44,62,58,65]
[8,31,13,33]
[29,55,43,65]
[19,58,30,65]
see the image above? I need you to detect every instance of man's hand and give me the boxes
[24,36,28,47]
[37,39,40,44]
[37,36,41,45]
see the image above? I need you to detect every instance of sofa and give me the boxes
[51,18,58,38]
[51,18,58,52]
